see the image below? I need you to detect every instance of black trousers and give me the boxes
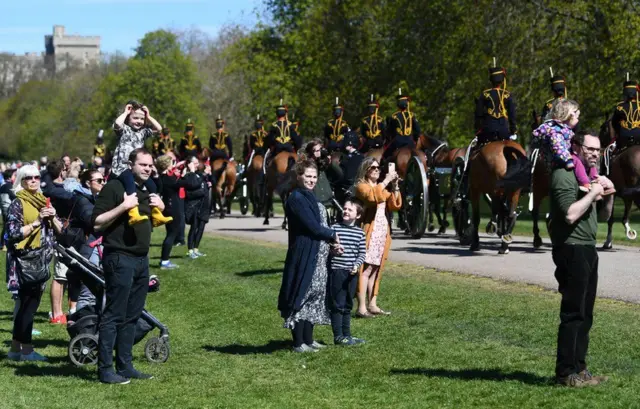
[0,216,7,248]
[174,199,186,245]
[161,219,180,260]
[188,219,206,250]
[329,268,357,339]
[552,244,598,378]
[12,285,43,344]
[98,252,149,374]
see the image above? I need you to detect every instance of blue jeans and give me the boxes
[97,252,149,374]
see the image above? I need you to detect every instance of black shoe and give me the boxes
[117,368,154,380]
[99,371,131,385]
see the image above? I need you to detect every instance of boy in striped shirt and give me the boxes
[329,199,367,345]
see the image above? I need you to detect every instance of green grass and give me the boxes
[3,232,639,408]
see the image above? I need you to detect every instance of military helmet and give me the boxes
[623,80,639,100]
[550,75,566,95]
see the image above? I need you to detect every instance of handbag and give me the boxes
[15,222,53,287]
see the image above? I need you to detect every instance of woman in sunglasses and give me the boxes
[353,157,401,318]
[6,165,63,362]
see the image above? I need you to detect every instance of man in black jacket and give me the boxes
[336,131,364,206]
[92,148,165,384]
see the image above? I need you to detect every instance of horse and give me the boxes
[528,148,550,248]
[263,150,297,229]
[417,134,467,234]
[211,159,237,219]
[245,151,265,217]
[598,119,640,249]
[465,140,531,254]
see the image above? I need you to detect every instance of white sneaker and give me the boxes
[308,341,326,350]
[292,344,317,353]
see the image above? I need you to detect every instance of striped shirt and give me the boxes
[330,223,366,270]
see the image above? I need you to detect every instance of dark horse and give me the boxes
[417,134,467,234]
[466,140,531,254]
[263,150,297,229]
[599,119,640,249]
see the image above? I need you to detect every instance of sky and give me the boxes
[0,0,264,56]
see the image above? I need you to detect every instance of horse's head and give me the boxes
[598,117,614,147]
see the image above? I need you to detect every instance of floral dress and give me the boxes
[531,120,574,171]
[364,201,388,266]
[284,202,331,329]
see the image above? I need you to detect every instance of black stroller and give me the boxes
[54,244,170,367]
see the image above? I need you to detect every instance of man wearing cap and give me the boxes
[179,119,202,159]
[209,116,233,163]
[336,130,364,205]
[153,128,175,157]
[266,103,300,164]
[610,79,640,152]
[383,92,421,161]
[474,65,517,144]
[248,116,268,164]
[324,100,350,153]
[360,96,385,153]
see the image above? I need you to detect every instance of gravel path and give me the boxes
[204,214,640,303]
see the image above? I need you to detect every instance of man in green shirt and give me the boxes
[548,129,614,388]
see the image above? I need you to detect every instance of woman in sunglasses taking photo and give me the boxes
[6,165,63,362]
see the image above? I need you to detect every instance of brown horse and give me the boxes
[245,152,265,217]
[465,140,531,254]
[263,150,297,229]
[417,134,467,234]
[599,119,640,248]
[211,159,237,219]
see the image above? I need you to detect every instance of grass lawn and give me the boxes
[2,232,639,408]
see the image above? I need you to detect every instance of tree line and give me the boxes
[1,0,640,160]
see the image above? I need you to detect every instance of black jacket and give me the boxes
[184,172,211,224]
[158,173,194,219]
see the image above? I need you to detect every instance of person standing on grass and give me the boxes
[328,199,366,346]
[183,157,212,259]
[548,129,614,388]
[278,159,341,353]
[92,148,164,384]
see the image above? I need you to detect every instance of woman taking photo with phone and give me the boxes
[354,157,401,318]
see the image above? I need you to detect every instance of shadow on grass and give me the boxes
[235,268,282,277]
[2,338,70,348]
[390,367,551,385]
[203,340,291,355]
[7,363,95,380]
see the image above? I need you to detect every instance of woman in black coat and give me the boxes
[278,159,340,353]
[183,157,211,259]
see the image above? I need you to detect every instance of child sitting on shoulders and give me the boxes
[111,100,173,226]
[329,199,367,346]
[532,99,613,195]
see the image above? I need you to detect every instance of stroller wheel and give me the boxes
[69,333,99,367]
[145,337,170,363]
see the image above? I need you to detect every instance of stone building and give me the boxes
[44,25,101,72]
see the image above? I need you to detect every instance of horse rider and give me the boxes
[209,116,234,166]
[179,119,202,159]
[359,95,386,153]
[539,72,567,123]
[474,63,517,145]
[610,79,640,154]
[382,90,421,161]
[324,99,350,153]
[265,102,301,169]
[247,115,268,166]
[93,129,106,160]
[152,127,175,157]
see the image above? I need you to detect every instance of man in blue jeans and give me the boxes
[92,148,165,384]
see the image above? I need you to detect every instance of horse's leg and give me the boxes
[499,192,520,255]
[602,197,615,249]
[469,190,481,251]
[622,197,637,240]
[263,186,272,225]
[280,192,288,230]
[427,175,436,232]
[532,193,543,248]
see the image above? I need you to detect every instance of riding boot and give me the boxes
[128,206,149,225]
[151,207,173,227]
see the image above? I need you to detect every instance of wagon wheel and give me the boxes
[402,156,429,239]
[451,158,471,244]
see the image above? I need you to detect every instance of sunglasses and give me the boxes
[24,175,40,181]
[92,178,105,184]
[369,166,380,171]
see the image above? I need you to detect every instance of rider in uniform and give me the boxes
[360,95,385,153]
[266,103,301,168]
[382,90,421,161]
[610,79,640,153]
[179,119,202,159]
[539,74,567,123]
[93,130,106,161]
[248,115,268,160]
[209,116,233,163]
[474,64,517,144]
[324,99,349,153]
[152,127,175,157]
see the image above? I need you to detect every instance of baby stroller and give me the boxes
[54,244,170,367]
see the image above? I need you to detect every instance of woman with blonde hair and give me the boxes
[6,165,62,361]
[353,157,401,318]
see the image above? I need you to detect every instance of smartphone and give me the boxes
[388,162,395,173]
